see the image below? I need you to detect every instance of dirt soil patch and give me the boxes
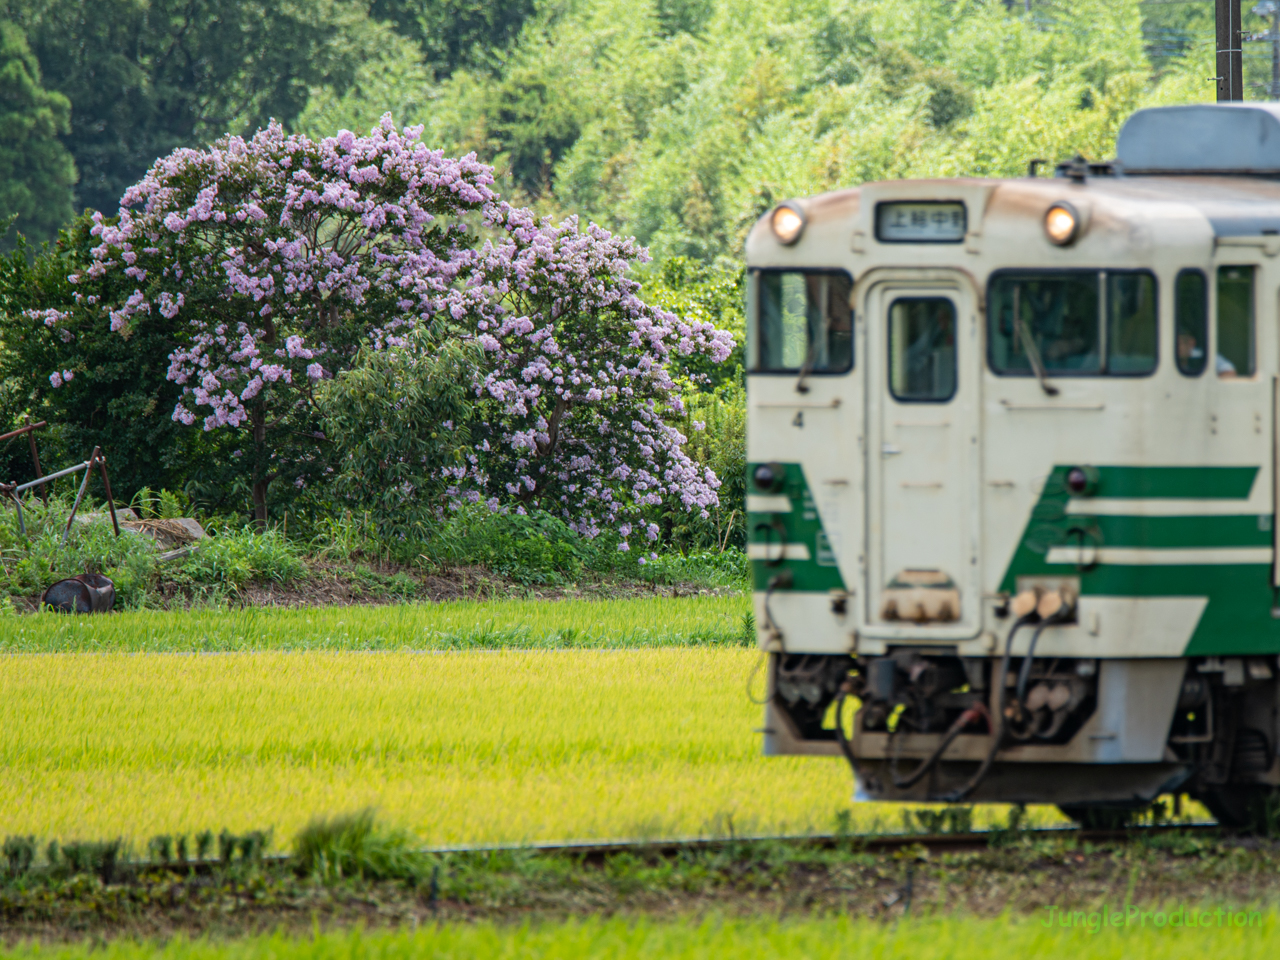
[2,833,1275,945]
[11,560,738,613]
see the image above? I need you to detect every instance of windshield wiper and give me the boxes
[1012,287,1059,397]
[795,340,816,394]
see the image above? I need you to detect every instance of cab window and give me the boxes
[988,270,1157,377]
[1216,266,1254,377]
[752,270,854,373]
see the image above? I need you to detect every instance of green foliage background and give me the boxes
[0,19,74,249]
[0,0,1250,561]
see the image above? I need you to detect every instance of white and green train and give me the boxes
[746,103,1280,827]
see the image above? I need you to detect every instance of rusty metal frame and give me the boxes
[4,445,120,541]
[0,420,47,502]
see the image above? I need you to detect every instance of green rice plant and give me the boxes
[47,838,123,884]
[292,809,424,882]
[1,835,35,878]
[3,911,1278,959]
[0,649,1061,847]
[0,595,750,652]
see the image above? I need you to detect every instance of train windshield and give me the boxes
[988,271,1156,376]
[753,270,854,373]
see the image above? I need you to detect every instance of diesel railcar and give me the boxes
[747,103,1280,826]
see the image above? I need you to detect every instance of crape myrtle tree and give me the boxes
[81,116,496,524]
[460,203,733,548]
[70,116,735,541]
[319,190,736,547]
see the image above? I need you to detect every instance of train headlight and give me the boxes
[1065,465,1099,496]
[771,202,806,245]
[753,462,786,492]
[1044,203,1080,246]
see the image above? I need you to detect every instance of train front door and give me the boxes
[864,273,982,638]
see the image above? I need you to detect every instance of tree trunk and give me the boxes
[251,477,270,529]
[251,403,269,530]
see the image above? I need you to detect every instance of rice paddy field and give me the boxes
[0,597,1056,847]
[3,913,1278,960]
[0,596,748,652]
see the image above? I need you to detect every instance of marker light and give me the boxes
[771,202,806,245]
[1044,203,1080,246]
[753,462,785,492]
[1065,465,1098,496]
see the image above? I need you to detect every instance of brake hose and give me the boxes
[937,612,1039,803]
[889,702,992,790]
[1011,605,1075,732]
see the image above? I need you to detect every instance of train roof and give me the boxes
[747,105,1280,259]
[1117,104,1280,175]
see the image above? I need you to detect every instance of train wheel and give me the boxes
[1195,785,1280,833]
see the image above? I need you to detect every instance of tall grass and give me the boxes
[0,649,1057,846]
[3,912,1277,959]
[0,595,750,652]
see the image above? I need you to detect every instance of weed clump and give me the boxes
[292,809,424,882]
[2,835,36,878]
[47,838,123,884]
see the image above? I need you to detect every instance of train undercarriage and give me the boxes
[766,647,1280,829]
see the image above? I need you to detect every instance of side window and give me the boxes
[1107,273,1157,374]
[753,270,854,373]
[988,270,1158,377]
[1175,269,1208,376]
[1216,266,1254,377]
[889,298,956,402]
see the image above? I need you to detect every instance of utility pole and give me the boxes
[1253,0,1280,99]
[1219,0,1244,100]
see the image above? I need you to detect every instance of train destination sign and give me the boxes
[875,201,967,243]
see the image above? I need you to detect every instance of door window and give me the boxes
[753,270,854,373]
[888,297,957,402]
[1216,266,1254,377]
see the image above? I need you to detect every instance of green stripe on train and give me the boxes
[747,463,846,593]
[1000,465,1279,656]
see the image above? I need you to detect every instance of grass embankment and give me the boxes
[0,595,750,652]
[3,912,1277,958]
[0,644,1059,846]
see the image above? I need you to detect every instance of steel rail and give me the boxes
[118,821,1225,875]
[415,820,1224,860]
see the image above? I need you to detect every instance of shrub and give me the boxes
[178,525,306,588]
[421,504,594,584]
[637,549,748,589]
[292,809,425,883]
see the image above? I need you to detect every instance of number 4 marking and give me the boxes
[792,411,804,428]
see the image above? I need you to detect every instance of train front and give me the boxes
[744,110,1280,819]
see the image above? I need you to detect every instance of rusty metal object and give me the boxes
[6,446,120,541]
[0,420,47,443]
[0,420,47,503]
[42,573,116,613]
[97,451,120,536]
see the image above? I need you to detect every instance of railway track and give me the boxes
[420,820,1224,862]
[94,821,1226,877]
